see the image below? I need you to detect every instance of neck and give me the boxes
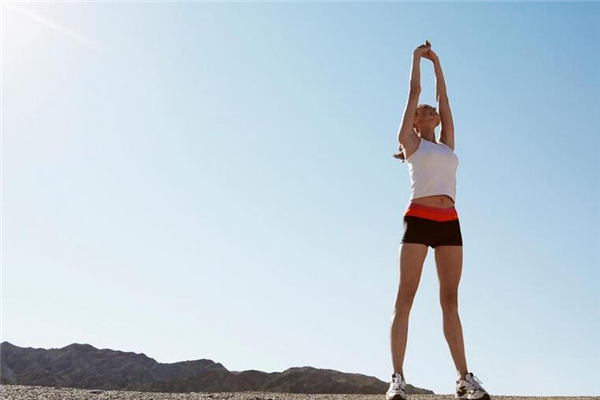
[417,127,436,142]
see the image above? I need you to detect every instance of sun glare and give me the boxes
[2,3,47,57]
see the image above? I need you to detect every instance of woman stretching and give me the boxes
[386,41,491,400]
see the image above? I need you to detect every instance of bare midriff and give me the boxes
[411,194,455,208]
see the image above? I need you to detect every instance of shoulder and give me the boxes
[439,137,455,152]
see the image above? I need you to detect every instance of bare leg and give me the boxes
[443,308,468,379]
[434,245,468,379]
[390,243,428,379]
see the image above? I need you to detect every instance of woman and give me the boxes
[386,41,491,400]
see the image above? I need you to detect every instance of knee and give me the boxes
[394,292,417,315]
[440,293,458,312]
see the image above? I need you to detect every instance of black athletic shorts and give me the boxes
[400,201,463,248]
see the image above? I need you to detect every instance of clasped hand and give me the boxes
[413,40,439,62]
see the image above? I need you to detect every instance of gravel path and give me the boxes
[1,385,598,400]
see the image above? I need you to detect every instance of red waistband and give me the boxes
[403,201,458,221]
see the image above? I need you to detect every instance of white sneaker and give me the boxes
[455,372,490,400]
[386,372,407,400]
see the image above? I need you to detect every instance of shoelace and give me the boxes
[392,376,405,390]
[467,373,485,390]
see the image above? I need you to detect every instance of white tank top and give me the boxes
[406,138,459,202]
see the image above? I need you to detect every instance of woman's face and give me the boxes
[413,105,440,129]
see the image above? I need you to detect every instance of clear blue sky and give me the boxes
[2,1,599,396]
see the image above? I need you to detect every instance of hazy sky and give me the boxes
[2,1,599,396]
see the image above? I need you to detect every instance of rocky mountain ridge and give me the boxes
[0,341,434,394]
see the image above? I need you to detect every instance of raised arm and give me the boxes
[428,51,455,151]
[393,42,431,161]
[396,54,423,142]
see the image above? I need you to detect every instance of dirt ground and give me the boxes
[1,385,598,400]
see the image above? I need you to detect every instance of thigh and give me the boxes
[434,245,463,296]
[396,242,428,304]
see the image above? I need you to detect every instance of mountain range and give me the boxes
[0,341,434,394]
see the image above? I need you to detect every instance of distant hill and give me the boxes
[0,341,434,394]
